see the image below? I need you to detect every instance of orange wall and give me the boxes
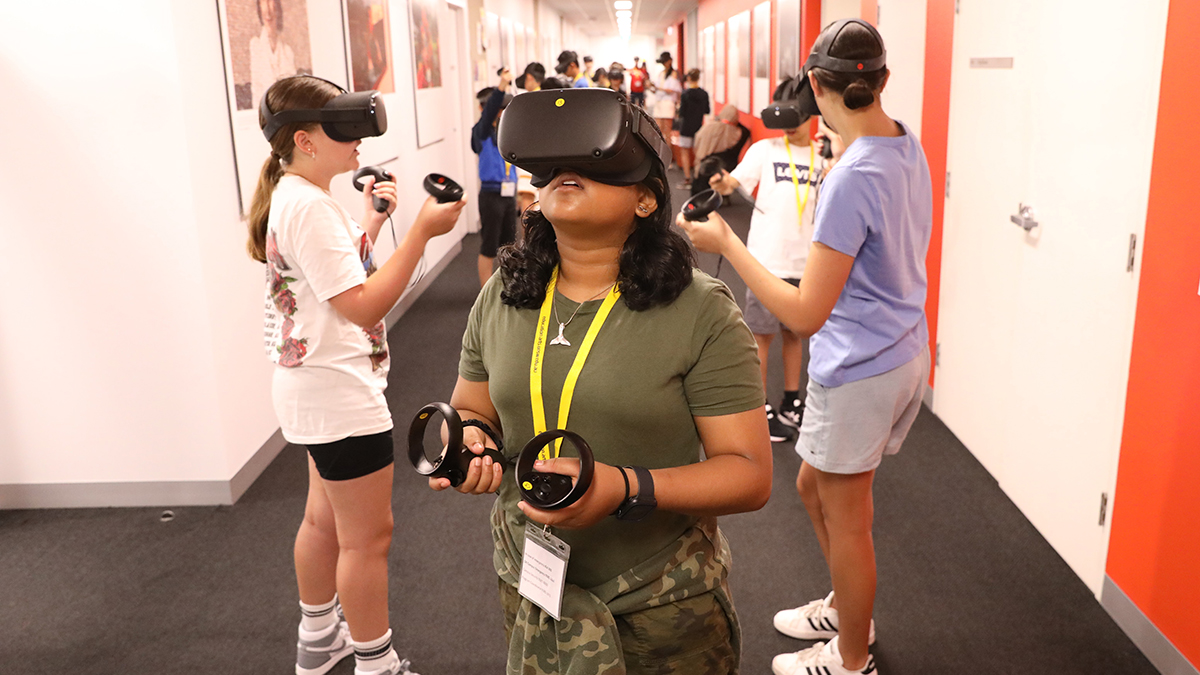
[1106,0,1200,667]
[920,0,953,386]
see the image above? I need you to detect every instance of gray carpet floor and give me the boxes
[0,174,1158,674]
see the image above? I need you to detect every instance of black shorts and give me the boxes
[478,190,518,258]
[305,430,395,481]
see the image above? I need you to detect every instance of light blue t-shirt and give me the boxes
[808,120,932,387]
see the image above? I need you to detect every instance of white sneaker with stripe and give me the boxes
[773,592,876,644]
[772,636,877,675]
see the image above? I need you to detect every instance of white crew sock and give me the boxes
[299,595,339,633]
[353,628,398,673]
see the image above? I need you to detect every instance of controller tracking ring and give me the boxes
[407,402,506,487]
[516,429,595,510]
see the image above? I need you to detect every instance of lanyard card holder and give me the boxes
[519,523,571,620]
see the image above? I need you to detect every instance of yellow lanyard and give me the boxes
[784,139,815,227]
[504,161,515,181]
[530,266,622,458]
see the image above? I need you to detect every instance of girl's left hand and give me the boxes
[676,210,735,256]
[361,175,398,217]
[517,459,627,530]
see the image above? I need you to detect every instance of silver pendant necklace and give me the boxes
[549,283,615,347]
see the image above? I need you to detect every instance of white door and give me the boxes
[934,0,1169,595]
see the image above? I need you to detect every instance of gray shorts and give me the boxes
[797,346,931,474]
[744,279,800,335]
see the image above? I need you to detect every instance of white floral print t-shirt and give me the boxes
[263,174,392,445]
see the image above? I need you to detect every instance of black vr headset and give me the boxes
[497,88,672,188]
[260,75,387,143]
[763,18,887,124]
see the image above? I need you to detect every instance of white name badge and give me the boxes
[518,523,570,620]
[501,181,518,197]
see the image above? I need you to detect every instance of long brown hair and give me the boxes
[245,76,341,262]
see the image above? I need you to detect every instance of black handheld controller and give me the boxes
[407,402,506,487]
[681,189,723,222]
[423,173,465,203]
[516,429,595,510]
[352,166,394,213]
[820,138,833,160]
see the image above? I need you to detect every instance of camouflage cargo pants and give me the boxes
[499,578,738,675]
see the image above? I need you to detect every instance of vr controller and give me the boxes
[423,173,465,203]
[352,168,464,213]
[352,166,394,213]
[516,429,595,510]
[681,190,723,222]
[407,402,506,487]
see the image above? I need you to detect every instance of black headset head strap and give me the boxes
[805,18,887,74]
[259,75,349,142]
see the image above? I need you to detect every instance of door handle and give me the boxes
[1010,203,1038,232]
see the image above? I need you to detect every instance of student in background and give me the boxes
[675,69,710,189]
[607,68,625,93]
[629,57,648,107]
[593,68,611,89]
[708,76,821,443]
[249,75,464,675]
[680,20,931,675]
[649,51,682,140]
[518,62,545,92]
[555,50,590,88]
[472,68,519,287]
[583,55,595,84]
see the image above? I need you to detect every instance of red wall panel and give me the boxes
[1107,0,1200,666]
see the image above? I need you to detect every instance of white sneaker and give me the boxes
[296,620,353,675]
[772,636,877,675]
[773,592,876,644]
[355,651,420,675]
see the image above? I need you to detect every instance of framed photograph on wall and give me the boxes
[408,0,446,147]
[734,10,751,113]
[776,0,801,81]
[714,21,725,103]
[216,0,317,213]
[344,0,395,94]
[701,26,713,95]
[485,12,501,79]
[752,1,771,115]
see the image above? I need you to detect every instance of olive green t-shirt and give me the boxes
[459,269,764,588]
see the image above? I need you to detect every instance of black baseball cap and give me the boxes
[656,51,672,64]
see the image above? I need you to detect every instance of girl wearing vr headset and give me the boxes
[249,75,465,675]
[681,20,932,675]
[430,91,772,674]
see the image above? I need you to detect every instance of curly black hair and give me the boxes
[496,163,696,312]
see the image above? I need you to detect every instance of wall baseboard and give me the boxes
[0,240,463,510]
[1102,575,1198,675]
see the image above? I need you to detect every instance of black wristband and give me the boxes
[461,419,504,455]
[611,466,631,516]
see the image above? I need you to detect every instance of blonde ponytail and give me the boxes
[246,153,285,262]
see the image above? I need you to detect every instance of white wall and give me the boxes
[877,0,927,139]
[0,0,472,504]
[822,0,862,26]
[587,36,659,71]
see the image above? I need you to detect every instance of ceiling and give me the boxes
[538,0,697,37]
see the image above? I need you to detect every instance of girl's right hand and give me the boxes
[428,425,504,494]
[413,195,467,241]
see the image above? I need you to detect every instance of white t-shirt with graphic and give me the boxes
[263,174,392,445]
[731,137,821,279]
